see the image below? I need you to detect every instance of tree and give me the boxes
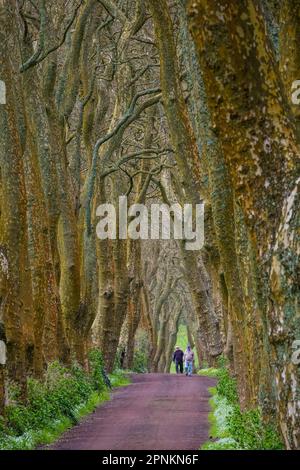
[188,0,300,448]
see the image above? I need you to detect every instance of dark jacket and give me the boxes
[173,349,184,362]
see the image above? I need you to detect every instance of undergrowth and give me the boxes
[0,350,130,450]
[132,350,149,373]
[199,358,284,450]
[109,369,131,387]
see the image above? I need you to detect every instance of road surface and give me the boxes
[49,373,216,450]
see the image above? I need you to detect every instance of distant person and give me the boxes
[173,346,184,374]
[184,345,194,376]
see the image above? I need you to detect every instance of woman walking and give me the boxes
[184,345,194,376]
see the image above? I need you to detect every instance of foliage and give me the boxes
[113,348,123,371]
[201,437,240,450]
[0,351,129,450]
[216,367,238,404]
[131,328,151,373]
[88,349,106,391]
[227,406,284,450]
[132,350,148,373]
[200,362,283,450]
[198,368,220,378]
[109,369,131,388]
[208,388,233,439]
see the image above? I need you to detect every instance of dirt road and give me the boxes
[49,373,216,450]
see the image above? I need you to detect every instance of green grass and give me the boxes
[0,352,131,451]
[199,360,284,450]
[201,437,240,450]
[198,367,220,378]
[0,390,110,450]
[109,369,131,388]
[170,324,199,373]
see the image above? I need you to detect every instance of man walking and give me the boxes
[173,346,184,374]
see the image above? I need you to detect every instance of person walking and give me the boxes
[184,345,194,376]
[172,346,184,374]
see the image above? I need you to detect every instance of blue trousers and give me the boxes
[185,361,193,376]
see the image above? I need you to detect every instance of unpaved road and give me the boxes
[49,373,216,450]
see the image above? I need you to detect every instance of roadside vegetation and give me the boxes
[0,351,130,450]
[199,358,284,450]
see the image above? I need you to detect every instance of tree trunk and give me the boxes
[188,0,300,447]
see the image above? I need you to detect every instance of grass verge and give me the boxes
[0,351,131,450]
[199,359,284,450]
[109,369,132,388]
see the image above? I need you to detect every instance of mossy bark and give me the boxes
[148,0,223,364]
[188,0,300,448]
[0,29,27,397]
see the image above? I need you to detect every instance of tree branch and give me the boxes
[101,147,172,178]
[97,0,127,23]
[85,88,161,234]
[20,0,83,72]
